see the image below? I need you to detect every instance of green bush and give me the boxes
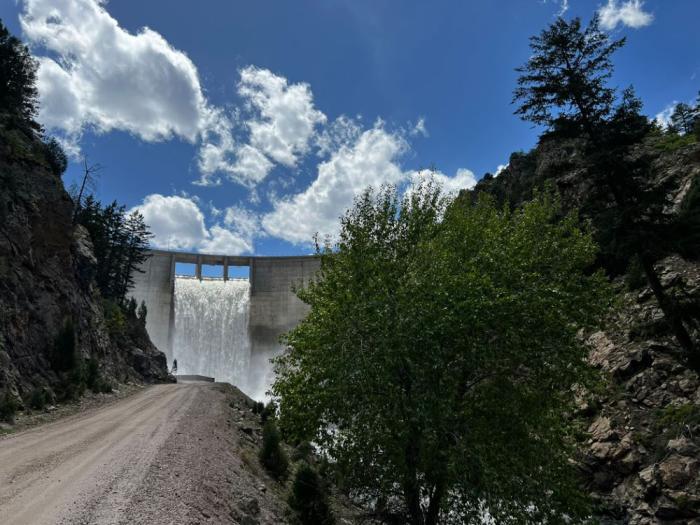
[259,419,289,480]
[29,387,48,410]
[44,137,67,176]
[0,389,18,423]
[103,300,126,336]
[288,463,335,525]
[260,400,277,424]
[252,401,265,415]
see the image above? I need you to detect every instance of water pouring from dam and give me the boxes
[129,251,320,400]
[173,278,251,391]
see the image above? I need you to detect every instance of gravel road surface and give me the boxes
[0,383,287,525]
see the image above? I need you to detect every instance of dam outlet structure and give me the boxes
[129,250,320,399]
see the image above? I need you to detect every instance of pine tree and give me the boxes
[0,19,40,130]
[514,16,698,364]
[670,102,698,134]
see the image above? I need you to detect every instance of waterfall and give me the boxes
[173,277,251,392]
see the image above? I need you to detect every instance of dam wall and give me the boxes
[129,250,320,383]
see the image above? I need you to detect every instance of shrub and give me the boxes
[260,400,277,424]
[44,137,67,176]
[0,389,18,423]
[288,463,335,525]
[103,300,126,336]
[29,387,48,410]
[259,419,289,479]
[252,401,265,415]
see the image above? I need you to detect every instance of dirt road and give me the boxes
[0,383,288,525]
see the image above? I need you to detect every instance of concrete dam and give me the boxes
[129,250,320,399]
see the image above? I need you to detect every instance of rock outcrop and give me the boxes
[0,121,171,412]
[467,137,700,522]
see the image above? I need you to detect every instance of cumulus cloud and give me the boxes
[238,66,326,167]
[262,122,408,244]
[598,0,653,30]
[408,168,477,195]
[20,0,300,189]
[131,194,255,254]
[22,0,208,143]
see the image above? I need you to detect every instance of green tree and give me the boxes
[513,16,623,132]
[288,463,335,525]
[670,102,698,135]
[514,16,698,364]
[75,197,152,304]
[0,19,39,130]
[259,419,289,480]
[273,185,610,524]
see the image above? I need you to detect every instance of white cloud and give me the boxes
[408,168,477,196]
[131,194,255,254]
[598,0,653,30]
[314,115,363,157]
[131,195,208,251]
[262,122,408,244]
[237,66,326,165]
[22,0,207,141]
[655,103,676,129]
[411,117,428,137]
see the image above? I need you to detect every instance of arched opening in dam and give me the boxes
[129,251,320,400]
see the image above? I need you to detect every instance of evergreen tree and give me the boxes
[670,102,698,134]
[288,463,335,525]
[75,197,152,304]
[514,16,698,364]
[0,19,39,130]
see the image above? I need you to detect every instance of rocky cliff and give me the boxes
[466,137,700,523]
[0,121,171,414]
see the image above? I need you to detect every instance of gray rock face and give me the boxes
[580,255,700,524]
[0,121,171,407]
[470,138,700,523]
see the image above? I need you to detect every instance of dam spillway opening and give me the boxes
[129,251,320,402]
[173,277,252,394]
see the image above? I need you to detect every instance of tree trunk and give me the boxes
[425,481,445,525]
[639,254,698,364]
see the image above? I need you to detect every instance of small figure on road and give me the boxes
[172,359,178,375]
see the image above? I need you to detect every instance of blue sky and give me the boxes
[2,0,699,258]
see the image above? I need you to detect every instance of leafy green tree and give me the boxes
[288,463,335,525]
[670,102,698,135]
[0,19,39,130]
[514,16,698,364]
[273,185,610,524]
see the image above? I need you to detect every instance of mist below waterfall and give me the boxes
[173,278,252,394]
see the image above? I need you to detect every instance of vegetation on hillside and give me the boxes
[512,15,699,366]
[0,19,158,410]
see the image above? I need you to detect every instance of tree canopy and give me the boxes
[273,184,611,524]
[0,19,39,130]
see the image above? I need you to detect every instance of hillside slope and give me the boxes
[463,138,700,523]
[0,121,170,415]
